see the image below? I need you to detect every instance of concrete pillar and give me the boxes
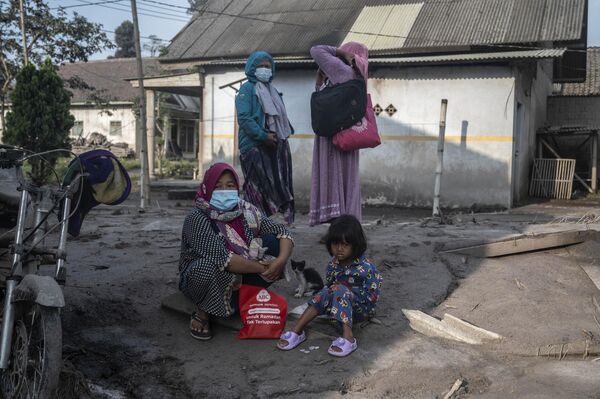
[146,89,155,178]
[197,88,205,177]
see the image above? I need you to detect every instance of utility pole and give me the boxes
[19,0,28,65]
[130,0,150,209]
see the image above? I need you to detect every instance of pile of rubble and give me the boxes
[71,133,135,159]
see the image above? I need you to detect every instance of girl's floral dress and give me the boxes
[308,255,382,327]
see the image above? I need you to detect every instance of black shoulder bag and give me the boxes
[310,71,367,138]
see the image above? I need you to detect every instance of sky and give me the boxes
[47,0,600,60]
[46,0,193,59]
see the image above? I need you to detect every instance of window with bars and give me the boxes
[109,121,122,136]
[179,120,195,153]
[72,121,83,137]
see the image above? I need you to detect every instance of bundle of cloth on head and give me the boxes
[63,149,131,236]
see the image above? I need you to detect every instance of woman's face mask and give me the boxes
[255,67,272,83]
[210,190,239,211]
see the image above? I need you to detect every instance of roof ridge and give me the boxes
[63,57,158,65]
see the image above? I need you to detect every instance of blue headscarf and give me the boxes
[244,51,275,83]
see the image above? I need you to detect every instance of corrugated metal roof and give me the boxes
[162,0,586,62]
[556,48,600,96]
[374,48,567,63]
[196,49,566,67]
[404,0,586,48]
[343,3,424,50]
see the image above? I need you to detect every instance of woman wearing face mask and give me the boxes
[235,51,295,225]
[179,162,293,340]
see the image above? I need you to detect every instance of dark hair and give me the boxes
[324,214,367,259]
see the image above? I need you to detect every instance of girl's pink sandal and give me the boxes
[328,337,357,357]
[277,331,306,350]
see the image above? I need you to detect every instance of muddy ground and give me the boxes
[57,190,600,399]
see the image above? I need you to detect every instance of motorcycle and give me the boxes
[0,144,129,398]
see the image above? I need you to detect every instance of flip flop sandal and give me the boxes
[328,337,357,357]
[277,331,306,351]
[190,312,212,341]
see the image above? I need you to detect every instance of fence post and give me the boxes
[433,99,448,217]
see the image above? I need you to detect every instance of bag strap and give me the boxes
[349,61,366,84]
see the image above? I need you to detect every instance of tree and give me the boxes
[113,20,135,58]
[3,60,74,184]
[143,34,165,57]
[0,0,112,133]
[187,0,207,14]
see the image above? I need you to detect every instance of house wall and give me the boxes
[201,64,521,209]
[70,104,138,151]
[511,60,554,204]
[547,96,600,128]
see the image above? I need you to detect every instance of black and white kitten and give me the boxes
[290,259,324,298]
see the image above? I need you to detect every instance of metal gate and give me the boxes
[529,158,576,200]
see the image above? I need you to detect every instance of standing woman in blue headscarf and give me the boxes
[235,51,295,224]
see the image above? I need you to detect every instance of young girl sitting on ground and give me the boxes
[277,214,382,357]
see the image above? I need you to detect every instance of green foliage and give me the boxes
[159,159,196,179]
[3,60,74,184]
[0,0,113,101]
[113,20,135,58]
[119,158,141,171]
[143,34,165,57]
[187,0,208,13]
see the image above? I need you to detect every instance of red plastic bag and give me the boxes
[237,285,288,339]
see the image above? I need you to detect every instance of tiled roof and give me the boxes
[59,58,161,103]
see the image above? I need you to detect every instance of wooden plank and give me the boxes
[443,230,592,258]
[541,139,592,193]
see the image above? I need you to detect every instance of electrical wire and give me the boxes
[101,28,170,42]
[72,0,191,22]
[51,0,125,10]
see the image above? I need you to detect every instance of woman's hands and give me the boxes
[227,254,269,274]
[261,237,294,281]
[335,48,355,66]
[261,257,287,281]
[227,238,293,281]
[264,132,278,150]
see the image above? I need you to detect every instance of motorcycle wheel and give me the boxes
[0,303,62,399]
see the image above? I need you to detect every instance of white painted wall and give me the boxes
[511,60,554,204]
[70,104,138,150]
[199,64,545,209]
[200,71,245,164]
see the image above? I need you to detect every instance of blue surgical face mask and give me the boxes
[255,67,272,83]
[210,190,239,211]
